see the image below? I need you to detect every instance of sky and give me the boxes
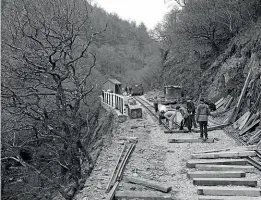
[93,0,173,30]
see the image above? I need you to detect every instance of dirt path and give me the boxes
[75,102,261,200]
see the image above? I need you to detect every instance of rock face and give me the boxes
[205,22,261,101]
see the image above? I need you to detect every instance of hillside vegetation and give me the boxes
[151,0,261,99]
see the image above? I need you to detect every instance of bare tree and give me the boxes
[1,0,106,199]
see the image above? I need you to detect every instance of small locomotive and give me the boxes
[130,83,144,96]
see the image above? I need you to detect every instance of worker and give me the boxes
[187,97,197,129]
[129,86,132,96]
[164,106,177,130]
[159,104,167,125]
[196,98,212,140]
[205,100,216,111]
[153,96,159,113]
[125,86,128,95]
[176,105,190,131]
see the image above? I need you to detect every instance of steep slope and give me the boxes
[204,20,261,101]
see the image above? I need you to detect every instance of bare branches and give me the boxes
[65,23,107,67]
[1,0,106,199]
[79,52,97,86]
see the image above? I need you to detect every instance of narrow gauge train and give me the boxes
[161,85,184,105]
[131,83,144,96]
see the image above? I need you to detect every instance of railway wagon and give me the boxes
[131,83,144,96]
[162,85,183,105]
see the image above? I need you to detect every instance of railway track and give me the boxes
[133,96,171,131]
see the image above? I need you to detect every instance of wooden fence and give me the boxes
[102,91,125,114]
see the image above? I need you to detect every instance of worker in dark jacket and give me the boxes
[196,98,212,140]
[153,96,159,113]
[187,97,197,129]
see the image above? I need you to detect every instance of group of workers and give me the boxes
[154,97,212,140]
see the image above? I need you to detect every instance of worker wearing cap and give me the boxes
[153,96,159,113]
[196,98,211,140]
[187,96,197,129]
[176,105,190,131]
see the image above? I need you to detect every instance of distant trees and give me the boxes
[1,0,106,199]
[160,0,261,55]
[177,0,261,54]
[150,0,261,96]
[89,5,161,85]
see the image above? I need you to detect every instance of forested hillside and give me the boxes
[151,0,261,98]
[89,5,162,87]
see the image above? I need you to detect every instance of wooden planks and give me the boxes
[106,143,136,194]
[106,144,127,193]
[194,124,228,133]
[195,164,255,173]
[193,178,257,187]
[191,151,256,159]
[115,191,173,200]
[239,119,260,136]
[216,98,226,109]
[239,112,251,130]
[215,97,224,106]
[248,130,261,145]
[198,195,261,200]
[117,144,135,180]
[164,130,189,133]
[118,136,138,142]
[224,96,233,110]
[242,113,258,131]
[233,111,250,129]
[188,171,245,178]
[168,138,214,143]
[124,176,172,193]
[197,186,261,197]
[194,146,257,155]
[186,159,248,168]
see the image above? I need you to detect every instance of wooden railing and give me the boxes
[102,91,125,114]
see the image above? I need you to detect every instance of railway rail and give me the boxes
[133,96,171,131]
